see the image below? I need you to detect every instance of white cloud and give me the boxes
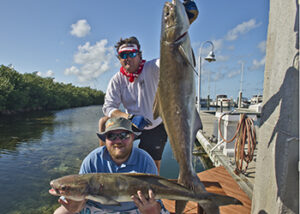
[35,70,55,78]
[198,19,260,65]
[226,19,261,41]
[258,40,266,53]
[65,66,80,75]
[64,39,116,82]
[250,56,266,70]
[227,69,240,78]
[70,19,91,38]
[211,39,223,51]
[46,70,54,77]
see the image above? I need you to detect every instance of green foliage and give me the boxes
[0,65,105,113]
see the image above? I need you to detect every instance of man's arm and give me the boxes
[102,76,123,117]
[109,110,152,130]
[110,109,129,118]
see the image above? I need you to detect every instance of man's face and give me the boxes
[118,50,141,73]
[105,130,134,164]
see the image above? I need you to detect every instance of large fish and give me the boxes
[153,0,227,213]
[49,173,241,209]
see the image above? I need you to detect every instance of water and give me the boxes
[0,105,204,214]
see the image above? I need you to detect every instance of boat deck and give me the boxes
[162,166,251,213]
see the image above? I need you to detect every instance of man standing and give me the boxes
[52,117,168,214]
[100,36,167,173]
[99,1,198,172]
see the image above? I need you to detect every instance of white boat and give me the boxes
[248,102,263,113]
[236,97,251,108]
[250,95,263,104]
[216,94,232,108]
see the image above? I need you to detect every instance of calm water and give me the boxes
[0,105,204,214]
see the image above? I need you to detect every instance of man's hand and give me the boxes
[98,116,110,146]
[131,189,161,214]
[183,0,199,24]
[128,115,152,130]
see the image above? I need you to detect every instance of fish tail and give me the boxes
[175,199,219,214]
[195,192,243,214]
[175,200,187,214]
[176,172,206,213]
[189,177,221,214]
[178,171,206,192]
[178,173,221,214]
[198,202,220,214]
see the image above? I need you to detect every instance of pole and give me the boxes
[240,61,244,92]
[197,55,202,113]
[197,41,215,114]
[208,69,210,101]
[238,91,242,108]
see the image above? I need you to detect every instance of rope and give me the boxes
[218,113,256,175]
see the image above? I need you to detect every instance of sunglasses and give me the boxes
[119,51,138,59]
[106,131,131,141]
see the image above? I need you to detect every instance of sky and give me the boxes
[0,0,269,100]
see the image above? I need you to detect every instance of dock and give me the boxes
[162,109,258,213]
[195,110,258,199]
[162,166,251,213]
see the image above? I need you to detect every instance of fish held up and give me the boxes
[153,0,241,213]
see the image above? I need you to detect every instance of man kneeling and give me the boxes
[51,117,169,214]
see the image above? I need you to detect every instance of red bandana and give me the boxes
[120,60,146,83]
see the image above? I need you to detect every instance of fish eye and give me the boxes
[61,185,67,191]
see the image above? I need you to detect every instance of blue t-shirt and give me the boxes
[79,146,158,212]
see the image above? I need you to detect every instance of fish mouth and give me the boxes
[49,187,61,196]
[49,181,65,196]
[163,0,189,44]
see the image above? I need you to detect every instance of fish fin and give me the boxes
[191,48,196,67]
[159,179,191,191]
[178,45,191,65]
[175,200,188,214]
[178,45,198,75]
[194,107,203,132]
[153,92,160,119]
[86,195,121,206]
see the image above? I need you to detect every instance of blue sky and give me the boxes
[0,0,269,100]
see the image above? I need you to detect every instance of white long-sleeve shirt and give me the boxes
[102,59,162,130]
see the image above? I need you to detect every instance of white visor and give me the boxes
[118,44,138,53]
